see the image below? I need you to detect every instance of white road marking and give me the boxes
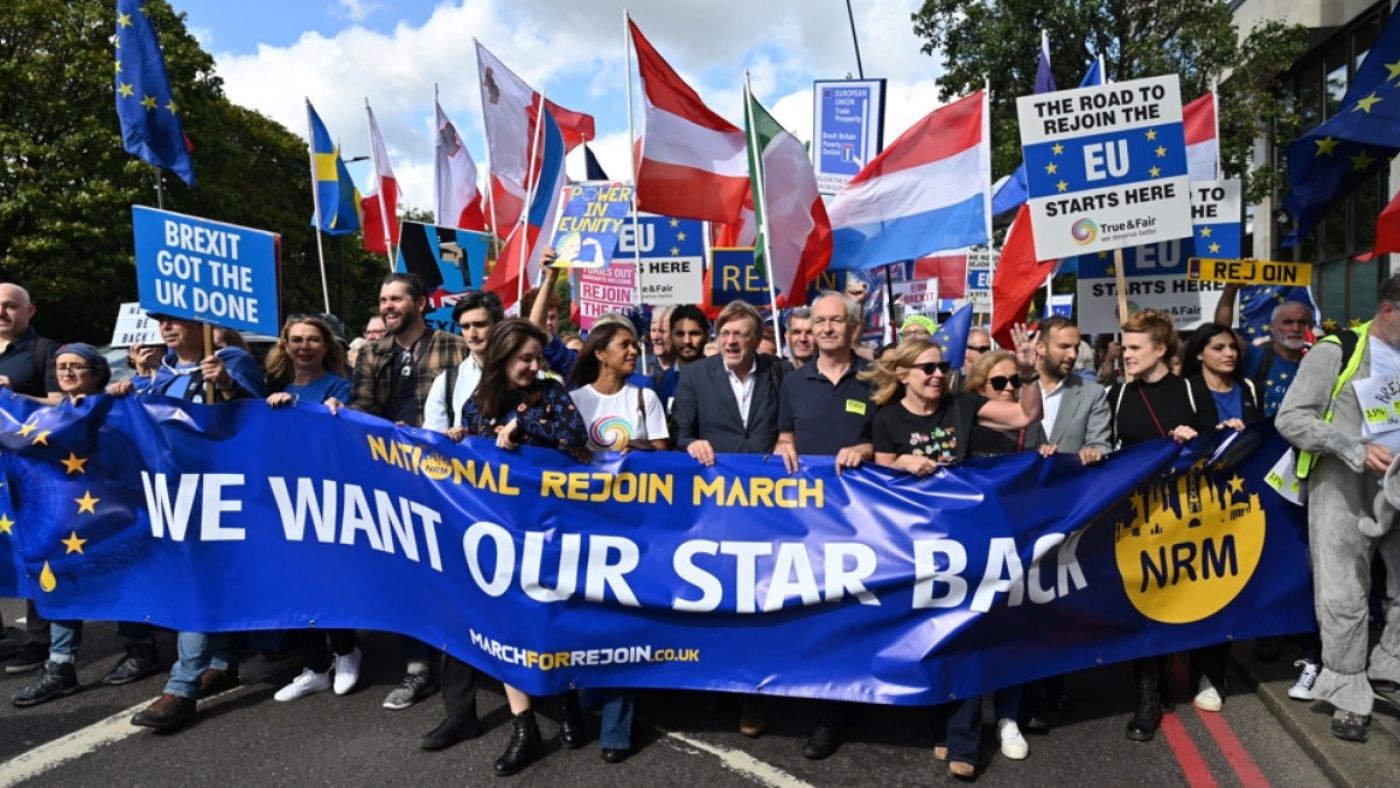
[0,663,286,787]
[661,729,813,788]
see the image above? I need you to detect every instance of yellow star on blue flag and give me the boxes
[114,0,193,185]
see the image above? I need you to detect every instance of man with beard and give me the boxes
[786,307,815,367]
[1215,284,1315,416]
[654,304,711,412]
[330,272,467,712]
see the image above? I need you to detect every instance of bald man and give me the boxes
[0,282,62,671]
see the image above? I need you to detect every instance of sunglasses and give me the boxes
[966,344,992,353]
[912,361,953,375]
[989,375,1023,391]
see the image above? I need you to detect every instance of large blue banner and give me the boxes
[0,393,1313,705]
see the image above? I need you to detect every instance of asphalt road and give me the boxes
[0,600,1334,786]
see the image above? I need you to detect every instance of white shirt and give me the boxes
[422,355,483,432]
[569,384,670,451]
[725,358,757,428]
[1040,376,1068,438]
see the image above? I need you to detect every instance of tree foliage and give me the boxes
[912,0,1308,207]
[0,0,387,344]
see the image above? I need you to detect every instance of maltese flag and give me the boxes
[434,99,485,231]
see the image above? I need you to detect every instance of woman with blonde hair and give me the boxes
[963,350,1048,457]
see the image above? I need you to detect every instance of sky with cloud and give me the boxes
[177,0,948,215]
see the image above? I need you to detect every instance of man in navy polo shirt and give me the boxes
[772,290,874,760]
[0,283,62,670]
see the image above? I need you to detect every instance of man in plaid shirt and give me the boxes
[329,272,467,714]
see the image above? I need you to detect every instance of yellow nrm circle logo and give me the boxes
[1114,468,1265,624]
[420,453,452,482]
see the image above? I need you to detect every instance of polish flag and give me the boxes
[361,103,399,256]
[990,204,1055,348]
[485,107,567,311]
[629,18,749,223]
[1184,92,1219,182]
[476,41,595,237]
[434,100,485,232]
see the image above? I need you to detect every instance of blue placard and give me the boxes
[710,248,845,308]
[393,221,491,334]
[550,182,633,269]
[618,212,707,306]
[132,206,280,335]
[813,79,886,195]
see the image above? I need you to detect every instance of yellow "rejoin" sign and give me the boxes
[1187,257,1313,287]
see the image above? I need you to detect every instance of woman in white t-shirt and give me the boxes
[568,321,670,454]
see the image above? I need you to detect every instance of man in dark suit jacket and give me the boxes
[674,301,791,464]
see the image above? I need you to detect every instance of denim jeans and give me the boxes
[581,690,634,750]
[934,686,1021,763]
[49,620,154,661]
[164,631,238,699]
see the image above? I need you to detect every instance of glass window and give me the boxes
[1324,42,1349,119]
[1352,174,1381,253]
[1321,209,1347,262]
[1351,261,1379,318]
[1297,63,1322,130]
[1320,261,1347,321]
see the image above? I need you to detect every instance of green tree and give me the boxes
[912,0,1307,205]
[0,0,387,344]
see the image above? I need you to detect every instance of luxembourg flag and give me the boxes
[485,108,566,311]
[1183,91,1219,181]
[827,91,991,271]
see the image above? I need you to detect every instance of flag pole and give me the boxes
[518,88,550,310]
[623,10,642,277]
[154,168,165,210]
[743,70,785,357]
[304,99,332,314]
[365,98,396,272]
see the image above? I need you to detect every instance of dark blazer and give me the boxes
[672,353,791,454]
[1187,374,1263,426]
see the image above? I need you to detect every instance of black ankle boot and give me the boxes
[495,710,542,776]
[1126,673,1163,741]
[559,691,587,749]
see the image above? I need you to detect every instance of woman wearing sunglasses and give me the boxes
[262,315,359,702]
[965,351,1048,458]
[864,324,1042,478]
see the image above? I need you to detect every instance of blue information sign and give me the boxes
[132,206,280,336]
[812,79,885,195]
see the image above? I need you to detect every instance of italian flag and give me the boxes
[744,91,832,306]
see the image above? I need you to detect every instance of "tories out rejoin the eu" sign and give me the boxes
[132,206,280,336]
[1016,75,1193,260]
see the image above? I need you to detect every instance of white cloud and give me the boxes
[189,26,214,50]
[335,0,381,24]
[214,0,946,215]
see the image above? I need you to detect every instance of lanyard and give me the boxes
[1136,383,1168,438]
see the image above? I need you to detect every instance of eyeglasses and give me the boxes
[989,375,1023,391]
[911,361,952,375]
[56,364,92,373]
[966,344,992,353]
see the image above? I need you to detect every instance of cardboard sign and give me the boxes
[1017,75,1193,259]
[1354,374,1400,436]
[394,222,491,335]
[550,182,633,269]
[966,249,994,314]
[812,79,886,195]
[619,213,705,306]
[709,248,846,308]
[132,206,280,335]
[1188,258,1312,287]
[892,279,940,315]
[576,264,636,330]
[110,302,163,348]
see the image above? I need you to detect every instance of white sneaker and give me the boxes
[333,648,361,696]
[1193,676,1223,712]
[1288,659,1320,701]
[274,667,331,702]
[997,718,1028,760]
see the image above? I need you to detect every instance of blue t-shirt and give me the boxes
[1243,344,1299,417]
[1210,387,1243,423]
[283,373,351,405]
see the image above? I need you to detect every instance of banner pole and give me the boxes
[624,10,642,279]
[366,98,396,273]
[743,72,785,358]
[1114,247,1129,326]
[305,99,333,314]
[518,89,549,310]
[202,323,216,403]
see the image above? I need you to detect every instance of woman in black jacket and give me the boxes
[1180,323,1264,429]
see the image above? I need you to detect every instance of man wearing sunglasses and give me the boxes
[964,326,993,373]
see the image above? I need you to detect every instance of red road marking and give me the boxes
[1161,712,1219,788]
[1194,708,1271,788]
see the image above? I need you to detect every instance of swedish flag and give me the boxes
[1282,12,1400,246]
[114,0,194,186]
[306,101,362,236]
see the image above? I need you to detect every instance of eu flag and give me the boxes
[1282,11,1400,246]
[306,101,362,236]
[114,0,194,186]
[932,303,975,371]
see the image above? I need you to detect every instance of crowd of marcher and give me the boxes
[0,265,1397,780]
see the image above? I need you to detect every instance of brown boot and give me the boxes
[131,693,195,730]
[196,667,239,698]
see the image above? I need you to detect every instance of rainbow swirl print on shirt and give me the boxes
[589,415,633,451]
[1071,218,1098,245]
